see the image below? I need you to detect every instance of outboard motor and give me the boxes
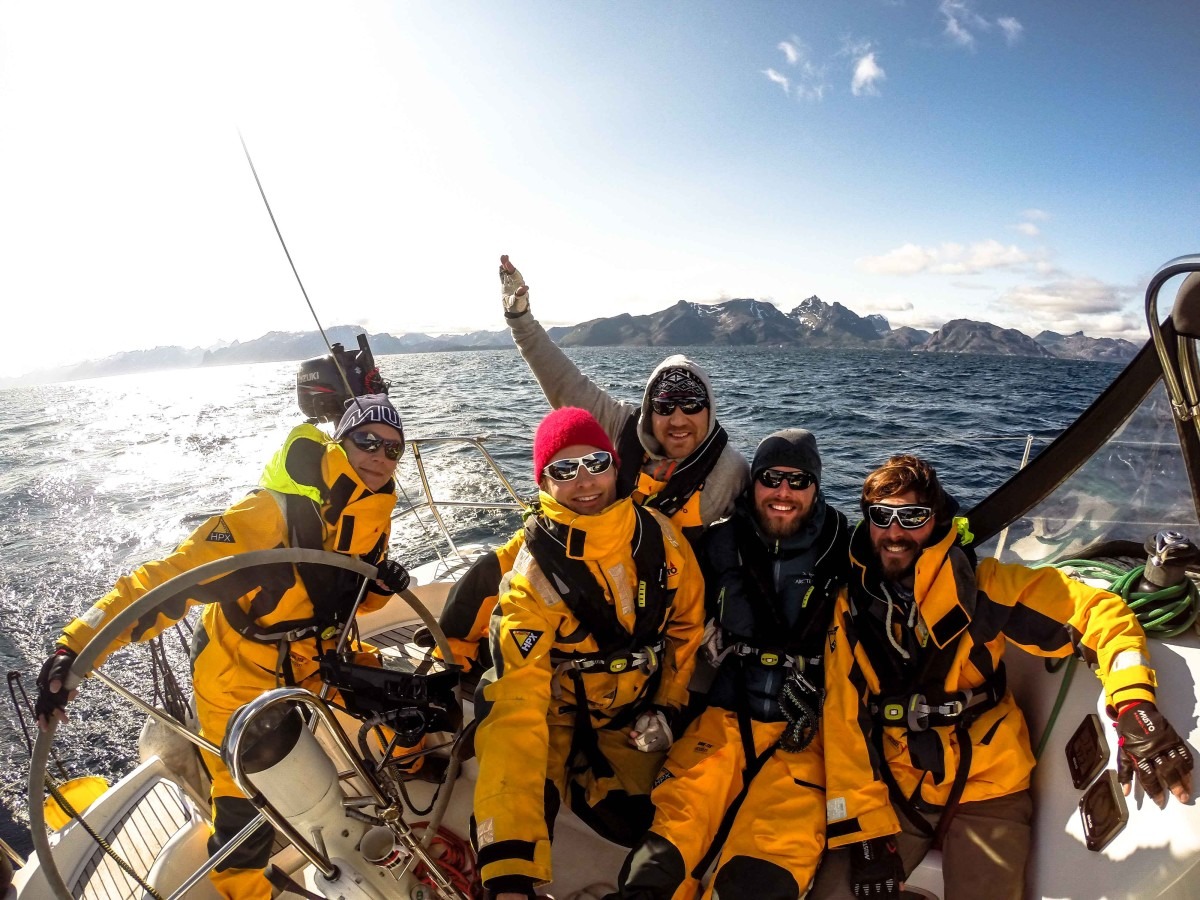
[296,334,388,423]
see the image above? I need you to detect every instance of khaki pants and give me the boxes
[807,789,1033,900]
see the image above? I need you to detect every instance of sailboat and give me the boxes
[9,253,1200,899]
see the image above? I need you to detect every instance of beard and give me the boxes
[756,499,813,539]
[874,534,921,582]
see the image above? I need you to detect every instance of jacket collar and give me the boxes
[536,491,638,561]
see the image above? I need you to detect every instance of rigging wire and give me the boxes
[237,130,362,413]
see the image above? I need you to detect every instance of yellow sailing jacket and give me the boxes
[823,523,1156,848]
[59,425,397,687]
[473,492,705,887]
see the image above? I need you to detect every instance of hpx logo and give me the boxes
[206,517,236,544]
[511,629,543,658]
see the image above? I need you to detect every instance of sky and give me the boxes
[0,0,1197,378]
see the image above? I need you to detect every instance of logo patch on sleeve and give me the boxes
[827,796,847,821]
[206,517,236,544]
[510,629,543,658]
[652,767,676,789]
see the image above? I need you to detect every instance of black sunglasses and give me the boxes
[866,504,933,530]
[650,396,708,417]
[348,430,403,461]
[756,469,816,491]
[543,451,614,482]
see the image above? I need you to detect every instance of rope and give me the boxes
[1053,559,1200,638]
[409,822,483,899]
[42,776,166,900]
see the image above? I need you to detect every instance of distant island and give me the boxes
[3,296,1139,387]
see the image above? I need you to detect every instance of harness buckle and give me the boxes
[759,651,781,667]
[607,654,631,674]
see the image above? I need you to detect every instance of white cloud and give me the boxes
[857,239,1031,275]
[1022,208,1049,221]
[771,37,828,102]
[998,277,1144,338]
[1016,222,1039,237]
[763,68,791,95]
[939,1,1022,50]
[997,17,1023,45]
[852,52,886,97]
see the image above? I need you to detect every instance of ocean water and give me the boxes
[0,344,1122,854]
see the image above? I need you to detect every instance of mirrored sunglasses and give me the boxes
[756,469,816,491]
[348,430,403,460]
[543,450,614,482]
[866,504,933,530]
[650,396,708,416]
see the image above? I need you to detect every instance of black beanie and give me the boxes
[751,429,822,484]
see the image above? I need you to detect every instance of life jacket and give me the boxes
[614,413,728,539]
[704,503,849,721]
[846,520,1005,844]
[217,425,387,671]
[523,503,672,775]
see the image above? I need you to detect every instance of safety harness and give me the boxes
[217,432,387,684]
[691,508,847,879]
[614,413,729,522]
[523,505,672,779]
[849,536,1005,847]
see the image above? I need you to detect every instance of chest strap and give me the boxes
[869,667,1006,733]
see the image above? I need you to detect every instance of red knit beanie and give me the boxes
[533,407,619,483]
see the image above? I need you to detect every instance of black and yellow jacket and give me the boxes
[473,491,705,888]
[59,425,397,687]
[822,520,1157,848]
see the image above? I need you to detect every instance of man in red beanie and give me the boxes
[473,407,706,900]
[436,256,750,679]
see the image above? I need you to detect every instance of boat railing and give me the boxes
[392,435,529,570]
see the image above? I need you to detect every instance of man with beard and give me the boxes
[437,255,749,677]
[810,455,1193,900]
[607,429,850,900]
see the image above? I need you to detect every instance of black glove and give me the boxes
[778,668,823,753]
[850,835,903,898]
[1115,701,1194,807]
[374,559,411,595]
[35,647,78,729]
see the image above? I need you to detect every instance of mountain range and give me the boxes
[3,296,1139,387]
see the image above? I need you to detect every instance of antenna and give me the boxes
[238,130,361,412]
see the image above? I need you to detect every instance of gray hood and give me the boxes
[636,354,718,459]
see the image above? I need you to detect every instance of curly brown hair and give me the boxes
[861,454,948,522]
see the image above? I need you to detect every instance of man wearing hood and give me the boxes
[810,454,1193,899]
[609,429,850,900]
[437,256,750,675]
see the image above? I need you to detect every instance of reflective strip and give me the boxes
[1110,649,1152,672]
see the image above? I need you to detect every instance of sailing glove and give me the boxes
[1115,701,1194,806]
[374,559,411,595]
[499,255,530,318]
[850,835,903,898]
[778,669,823,753]
[35,646,78,730]
[630,707,674,753]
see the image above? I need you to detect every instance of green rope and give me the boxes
[1033,655,1077,761]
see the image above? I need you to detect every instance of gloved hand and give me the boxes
[629,707,674,753]
[701,618,725,666]
[778,669,823,753]
[850,835,903,898]
[499,255,530,318]
[35,647,79,731]
[1115,701,1194,807]
[374,559,411,595]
